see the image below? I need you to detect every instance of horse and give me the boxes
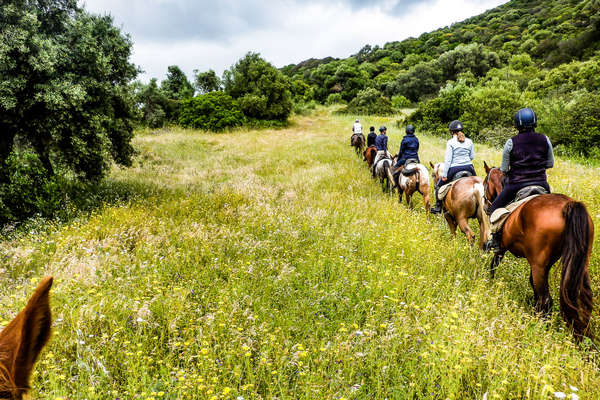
[393,158,431,214]
[374,157,395,193]
[0,277,53,399]
[483,162,594,340]
[363,146,377,169]
[350,134,365,157]
[430,162,490,249]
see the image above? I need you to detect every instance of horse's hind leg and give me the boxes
[444,213,457,236]
[458,217,475,244]
[490,253,504,279]
[531,263,553,317]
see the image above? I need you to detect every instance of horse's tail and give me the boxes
[384,161,394,190]
[473,182,490,239]
[560,200,594,339]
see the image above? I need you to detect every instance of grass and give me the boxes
[2,107,600,399]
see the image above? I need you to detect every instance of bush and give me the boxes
[478,126,515,148]
[460,79,521,139]
[325,93,346,105]
[178,92,246,131]
[341,88,394,115]
[566,91,600,155]
[292,100,318,116]
[0,149,62,223]
[392,95,412,109]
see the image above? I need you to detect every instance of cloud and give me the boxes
[80,0,507,81]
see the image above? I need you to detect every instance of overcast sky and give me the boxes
[79,0,507,83]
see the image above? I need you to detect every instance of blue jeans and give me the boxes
[489,181,550,215]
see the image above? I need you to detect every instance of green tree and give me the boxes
[342,88,394,115]
[223,52,292,121]
[0,0,137,183]
[161,65,194,100]
[135,79,169,128]
[194,69,221,94]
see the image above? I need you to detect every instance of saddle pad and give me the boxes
[490,194,541,233]
[438,181,455,201]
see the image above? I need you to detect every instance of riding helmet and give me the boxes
[406,124,415,134]
[514,108,537,130]
[448,120,463,132]
[379,126,387,132]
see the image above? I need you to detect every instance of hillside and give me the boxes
[7,109,600,397]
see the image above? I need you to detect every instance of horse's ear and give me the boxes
[0,277,53,394]
[484,161,491,174]
[429,161,435,169]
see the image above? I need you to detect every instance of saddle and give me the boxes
[401,159,420,176]
[452,170,472,181]
[490,185,549,233]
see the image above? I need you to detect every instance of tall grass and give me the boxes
[1,108,600,399]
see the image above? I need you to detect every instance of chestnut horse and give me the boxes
[350,134,365,157]
[431,162,490,249]
[394,158,431,214]
[483,163,593,339]
[0,277,52,399]
[363,146,377,169]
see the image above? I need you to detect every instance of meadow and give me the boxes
[2,107,600,399]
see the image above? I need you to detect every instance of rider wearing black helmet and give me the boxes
[485,107,554,250]
[392,125,419,173]
[367,126,377,147]
[430,120,476,214]
[372,126,391,177]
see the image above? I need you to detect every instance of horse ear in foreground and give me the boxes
[0,277,53,399]
[484,166,594,340]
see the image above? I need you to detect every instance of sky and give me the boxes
[79,0,507,83]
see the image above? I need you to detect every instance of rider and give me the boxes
[367,126,377,147]
[372,126,391,177]
[392,124,419,175]
[430,120,476,214]
[485,108,554,250]
[352,119,363,135]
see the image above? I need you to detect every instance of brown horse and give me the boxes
[483,163,594,339]
[394,158,431,214]
[431,162,490,249]
[0,277,53,399]
[363,146,377,169]
[350,134,365,157]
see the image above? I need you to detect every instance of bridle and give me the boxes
[483,167,503,212]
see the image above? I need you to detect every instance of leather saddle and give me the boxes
[451,170,472,181]
[401,159,420,176]
[513,185,548,203]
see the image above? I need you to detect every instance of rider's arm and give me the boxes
[500,139,513,173]
[442,141,452,178]
[546,136,554,169]
[469,140,475,161]
[383,135,388,151]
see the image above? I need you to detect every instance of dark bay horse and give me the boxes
[483,163,594,340]
[0,277,53,399]
[350,134,365,157]
[431,162,490,249]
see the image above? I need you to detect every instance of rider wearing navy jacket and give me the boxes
[486,107,554,251]
[367,126,377,147]
[393,125,419,171]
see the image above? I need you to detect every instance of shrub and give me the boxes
[178,92,246,131]
[566,91,600,155]
[341,88,394,115]
[292,101,318,116]
[392,95,412,109]
[325,93,346,105]
[460,79,521,139]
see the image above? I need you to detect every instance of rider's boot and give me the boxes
[484,230,502,253]
[430,187,443,214]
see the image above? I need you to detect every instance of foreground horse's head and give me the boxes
[0,277,53,399]
[483,161,504,211]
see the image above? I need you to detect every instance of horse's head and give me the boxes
[483,161,504,211]
[430,162,443,182]
[0,277,53,399]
